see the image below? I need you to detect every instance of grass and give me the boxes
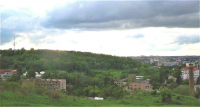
[0,90,199,106]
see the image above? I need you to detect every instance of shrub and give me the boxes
[151,90,157,95]
[195,88,200,99]
[173,85,189,96]
[20,86,35,96]
[1,82,20,92]
[176,95,181,100]
[47,90,62,99]
[160,88,172,102]
[36,88,48,95]
[107,96,113,101]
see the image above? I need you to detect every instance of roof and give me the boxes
[0,69,17,74]
[182,67,199,70]
[130,80,150,85]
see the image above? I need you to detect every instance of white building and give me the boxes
[181,67,200,82]
[23,71,45,78]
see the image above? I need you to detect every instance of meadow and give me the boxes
[0,89,199,106]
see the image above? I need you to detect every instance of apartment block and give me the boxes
[22,78,66,91]
[181,67,199,82]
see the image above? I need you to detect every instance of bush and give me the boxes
[46,90,62,99]
[1,82,20,92]
[160,88,172,102]
[173,85,189,96]
[176,95,181,100]
[20,86,35,96]
[107,96,114,101]
[195,88,200,99]
[151,90,157,95]
[36,88,48,95]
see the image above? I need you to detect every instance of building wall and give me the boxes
[22,78,66,91]
[114,82,127,87]
[129,83,152,91]
[181,68,199,81]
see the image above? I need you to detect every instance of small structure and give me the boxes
[86,97,104,100]
[94,97,104,100]
[168,75,177,82]
[160,84,170,89]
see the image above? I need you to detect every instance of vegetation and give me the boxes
[173,85,189,96]
[160,88,172,102]
[0,83,199,106]
[1,49,200,106]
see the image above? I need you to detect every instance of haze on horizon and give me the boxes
[0,0,200,56]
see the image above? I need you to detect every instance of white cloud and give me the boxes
[1,27,199,56]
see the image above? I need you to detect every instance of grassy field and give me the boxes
[0,90,199,106]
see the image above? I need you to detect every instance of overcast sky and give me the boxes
[0,0,200,56]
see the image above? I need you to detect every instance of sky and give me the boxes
[0,0,200,56]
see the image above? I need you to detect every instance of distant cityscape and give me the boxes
[130,55,200,67]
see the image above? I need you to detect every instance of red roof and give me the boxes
[182,67,199,70]
[0,69,17,74]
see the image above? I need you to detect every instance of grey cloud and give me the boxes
[1,28,21,44]
[127,34,145,39]
[42,1,199,30]
[1,9,47,45]
[173,35,200,45]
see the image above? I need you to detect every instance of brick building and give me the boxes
[129,80,152,91]
[22,78,66,91]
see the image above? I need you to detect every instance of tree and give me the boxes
[150,74,160,89]
[196,76,200,85]
[26,69,36,78]
[160,88,172,102]
[182,79,189,85]
[6,73,20,82]
[17,65,23,75]
[168,82,179,90]
[173,68,182,85]
[22,67,27,74]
